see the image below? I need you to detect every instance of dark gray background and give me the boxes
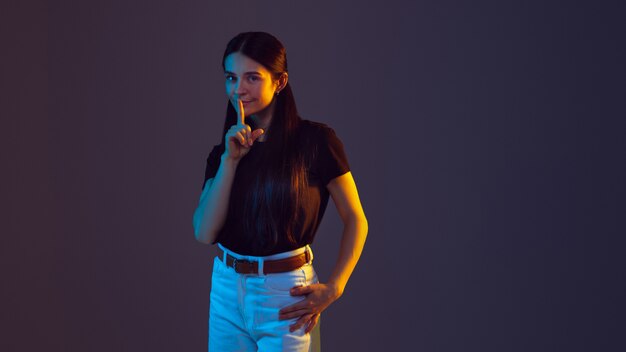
[3,0,625,351]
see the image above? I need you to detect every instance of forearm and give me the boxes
[193,154,238,244]
[327,215,368,297]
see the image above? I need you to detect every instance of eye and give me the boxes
[225,75,236,82]
[248,75,260,82]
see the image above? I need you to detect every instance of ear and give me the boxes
[276,72,288,92]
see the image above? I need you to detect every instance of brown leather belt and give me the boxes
[219,248,311,275]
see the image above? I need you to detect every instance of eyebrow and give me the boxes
[224,71,262,76]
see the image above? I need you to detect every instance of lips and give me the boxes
[232,99,254,107]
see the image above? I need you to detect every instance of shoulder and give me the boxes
[299,119,350,184]
[298,118,340,141]
[298,118,349,159]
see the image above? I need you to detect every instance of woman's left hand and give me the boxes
[278,283,342,333]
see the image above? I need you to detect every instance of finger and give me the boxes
[290,284,314,296]
[229,131,246,146]
[289,313,313,333]
[233,126,251,146]
[289,314,312,332]
[251,128,264,142]
[279,302,308,317]
[238,99,245,125]
[236,131,248,146]
[304,314,320,334]
[279,307,310,320]
[244,125,252,145]
[279,297,312,316]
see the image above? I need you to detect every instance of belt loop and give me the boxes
[218,243,227,264]
[258,257,264,276]
[305,245,311,264]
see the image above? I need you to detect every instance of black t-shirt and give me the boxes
[201,119,350,256]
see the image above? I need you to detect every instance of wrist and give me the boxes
[326,281,344,299]
[221,153,240,167]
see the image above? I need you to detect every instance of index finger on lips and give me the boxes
[237,99,245,125]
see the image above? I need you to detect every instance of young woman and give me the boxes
[193,31,368,351]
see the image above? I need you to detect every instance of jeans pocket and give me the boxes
[263,267,307,293]
[301,262,318,285]
[263,263,318,293]
[212,256,224,275]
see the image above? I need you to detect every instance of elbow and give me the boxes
[192,212,215,245]
[356,213,368,243]
[194,224,215,244]
[193,226,215,245]
[356,210,368,229]
[345,213,368,235]
[361,215,369,236]
[193,227,211,244]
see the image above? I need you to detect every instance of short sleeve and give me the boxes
[317,127,351,186]
[202,145,223,191]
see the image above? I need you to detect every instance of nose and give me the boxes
[234,80,247,97]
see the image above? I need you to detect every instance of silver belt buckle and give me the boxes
[232,257,240,272]
[231,257,252,273]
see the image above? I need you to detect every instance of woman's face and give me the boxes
[224,52,279,117]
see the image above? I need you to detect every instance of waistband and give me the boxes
[217,243,314,275]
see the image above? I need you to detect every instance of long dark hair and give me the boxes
[219,32,308,252]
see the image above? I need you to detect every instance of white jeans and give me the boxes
[209,243,321,352]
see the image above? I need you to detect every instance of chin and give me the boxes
[245,108,259,116]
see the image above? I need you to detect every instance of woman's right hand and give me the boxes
[223,99,264,161]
